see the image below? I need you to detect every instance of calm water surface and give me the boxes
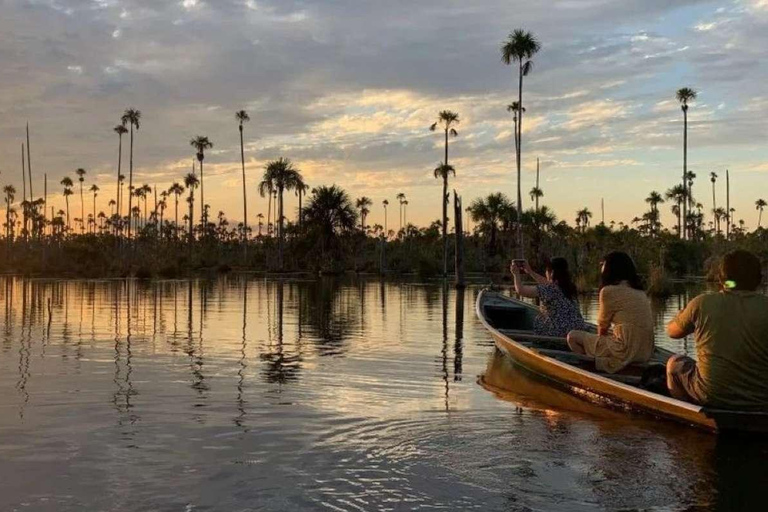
[0,276,766,511]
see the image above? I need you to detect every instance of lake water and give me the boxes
[0,276,766,511]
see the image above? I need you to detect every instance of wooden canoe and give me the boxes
[476,289,768,434]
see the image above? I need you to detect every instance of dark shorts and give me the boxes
[666,355,706,405]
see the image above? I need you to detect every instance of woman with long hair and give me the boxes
[566,251,654,373]
[511,257,586,337]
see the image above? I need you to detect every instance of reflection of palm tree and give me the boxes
[454,287,464,382]
[261,281,301,384]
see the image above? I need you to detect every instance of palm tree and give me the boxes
[183,173,199,242]
[382,199,389,236]
[396,192,406,232]
[756,199,767,229]
[430,110,460,277]
[302,185,358,256]
[710,171,718,221]
[90,184,99,234]
[529,186,543,210]
[576,208,592,232]
[3,185,15,243]
[140,184,152,226]
[665,185,687,235]
[676,87,696,239]
[645,191,664,235]
[190,136,214,227]
[356,196,373,232]
[507,102,526,161]
[502,29,541,257]
[121,108,141,238]
[168,182,185,236]
[114,124,128,224]
[713,207,727,235]
[433,163,456,275]
[236,110,250,239]
[468,193,514,252]
[61,177,74,233]
[260,158,302,269]
[257,213,264,237]
[75,168,86,233]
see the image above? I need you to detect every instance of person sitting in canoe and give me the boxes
[666,250,768,410]
[566,252,655,373]
[510,257,587,337]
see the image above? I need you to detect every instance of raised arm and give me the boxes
[511,262,539,299]
[523,261,548,285]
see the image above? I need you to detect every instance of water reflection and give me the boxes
[0,276,766,511]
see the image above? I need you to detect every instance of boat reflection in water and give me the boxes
[480,348,768,511]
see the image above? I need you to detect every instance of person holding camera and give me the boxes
[511,257,586,337]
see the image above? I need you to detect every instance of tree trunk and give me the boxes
[682,109,687,240]
[278,187,284,270]
[516,62,524,258]
[442,129,449,278]
[726,169,730,240]
[454,191,465,288]
[117,134,122,228]
[199,158,205,230]
[267,192,272,236]
[240,126,248,240]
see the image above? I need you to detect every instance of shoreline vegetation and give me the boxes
[4,31,767,295]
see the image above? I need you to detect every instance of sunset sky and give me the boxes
[1,0,768,230]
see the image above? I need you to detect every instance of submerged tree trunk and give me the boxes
[454,191,465,288]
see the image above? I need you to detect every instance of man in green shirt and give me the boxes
[666,250,768,410]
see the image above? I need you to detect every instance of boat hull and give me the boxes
[476,289,768,434]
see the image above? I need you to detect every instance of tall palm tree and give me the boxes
[430,110,460,277]
[121,108,141,238]
[168,182,185,236]
[236,110,250,239]
[260,158,302,269]
[90,184,99,234]
[356,196,373,232]
[382,199,389,236]
[710,171,718,221]
[396,192,406,232]
[61,177,74,233]
[502,29,541,257]
[3,185,15,243]
[183,173,199,242]
[433,163,456,275]
[756,199,767,229]
[190,136,214,228]
[676,87,696,239]
[114,124,128,224]
[76,168,86,233]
